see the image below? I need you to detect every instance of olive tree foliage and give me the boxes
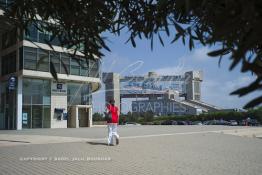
[0,0,261,108]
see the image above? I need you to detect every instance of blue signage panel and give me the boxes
[57,83,63,90]
[8,76,16,90]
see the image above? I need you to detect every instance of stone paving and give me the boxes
[0,126,262,175]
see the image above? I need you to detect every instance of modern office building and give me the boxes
[103,71,221,115]
[0,2,101,130]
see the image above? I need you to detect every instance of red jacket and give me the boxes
[107,104,119,123]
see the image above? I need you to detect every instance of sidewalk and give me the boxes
[0,126,261,175]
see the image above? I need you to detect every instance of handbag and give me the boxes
[104,111,112,123]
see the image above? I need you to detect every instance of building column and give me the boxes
[102,72,121,111]
[75,107,79,128]
[16,76,22,130]
[88,106,92,127]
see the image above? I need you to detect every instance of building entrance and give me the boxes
[0,82,17,130]
[5,89,17,130]
[68,105,92,128]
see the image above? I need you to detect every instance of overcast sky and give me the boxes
[92,31,259,113]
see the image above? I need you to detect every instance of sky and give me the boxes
[92,31,260,113]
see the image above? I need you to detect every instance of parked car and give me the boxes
[249,119,259,126]
[171,121,178,125]
[187,121,193,125]
[161,120,177,125]
[161,120,172,125]
[240,120,247,126]
[192,121,203,125]
[203,120,217,125]
[229,120,238,126]
[124,122,141,126]
[218,120,230,125]
[177,121,187,125]
[240,119,260,126]
[203,120,229,125]
[203,120,211,125]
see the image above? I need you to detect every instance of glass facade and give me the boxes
[0,82,6,129]
[25,23,61,46]
[50,51,60,73]
[22,78,51,128]
[0,24,101,78]
[89,59,100,78]
[70,59,80,76]
[23,24,101,77]
[38,49,49,72]
[0,78,94,129]
[23,22,75,46]
[67,83,92,106]
[0,81,17,130]
[23,47,37,70]
[25,23,38,42]
[0,19,100,129]
[0,0,14,8]
[22,46,101,77]
[1,51,16,75]
[1,28,17,49]
[61,53,70,74]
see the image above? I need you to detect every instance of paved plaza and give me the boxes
[0,126,262,175]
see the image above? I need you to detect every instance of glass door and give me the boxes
[22,105,31,129]
[22,78,51,129]
[5,88,17,130]
[22,105,44,128]
[32,105,42,128]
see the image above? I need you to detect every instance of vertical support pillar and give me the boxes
[88,106,92,127]
[76,106,79,128]
[16,28,22,130]
[16,76,22,130]
[119,97,122,115]
[185,71,203,101]
[102,72,120,110]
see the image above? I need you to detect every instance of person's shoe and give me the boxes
[108,143,114,146]
[116,138,119,145]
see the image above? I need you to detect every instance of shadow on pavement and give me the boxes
[86,141,108,146]
[0,140,30,143]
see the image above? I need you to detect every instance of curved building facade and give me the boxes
[0,23,102,130]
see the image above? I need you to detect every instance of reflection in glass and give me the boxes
[22,78,51,129]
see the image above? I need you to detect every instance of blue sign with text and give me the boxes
[8,76,16,90]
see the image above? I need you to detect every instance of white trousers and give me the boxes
[107,123,119,145]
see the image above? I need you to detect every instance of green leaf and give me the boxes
[36,53,48,69]
[189,36,194,50]
[100,39,111,52]
[158,33,164,46]
[44,39,54,50]
[230,78,261,97]
[151,35,154,51]
[50,61,58,80]
[171,33,181,43]
[243,96,262,109]
[182,36,185,45]
[229,57,242,71]
[208,48,230,57]
[130,36,136,47]
[194,27,205,45]
[164,23,170,36]
[173,21,185,34]
[61,59,69,75]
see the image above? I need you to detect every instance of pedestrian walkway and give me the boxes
[0,126,261,175]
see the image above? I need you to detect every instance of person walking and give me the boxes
[106,99,119,146]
